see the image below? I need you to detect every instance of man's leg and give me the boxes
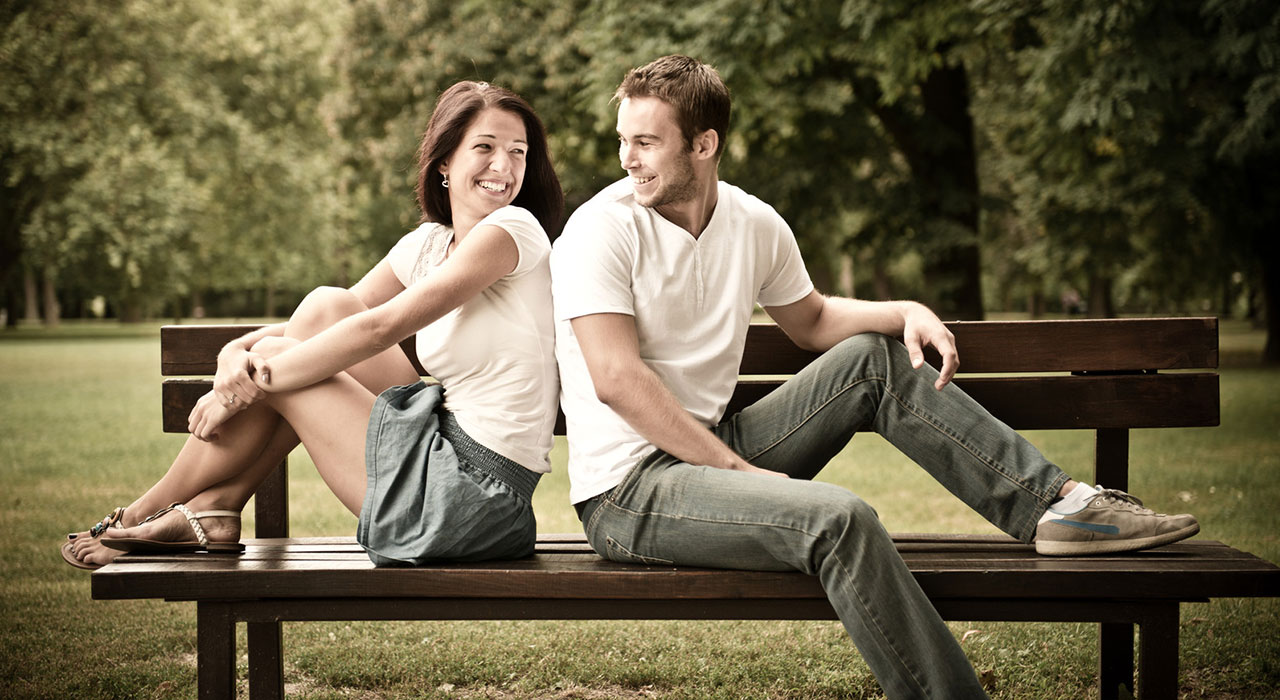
[718,332,1068,541]
[585,456,988,699]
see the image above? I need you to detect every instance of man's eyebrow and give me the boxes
[617,130,661,140]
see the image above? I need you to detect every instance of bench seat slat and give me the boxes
[92,538,1280,604]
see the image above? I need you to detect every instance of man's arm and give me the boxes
[571,312,785,478]
[765,291,959,390]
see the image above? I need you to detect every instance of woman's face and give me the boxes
[440,107,528,225]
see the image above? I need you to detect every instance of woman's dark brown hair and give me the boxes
[415,81,564,237]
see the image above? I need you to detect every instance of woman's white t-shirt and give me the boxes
[386,205,557,474]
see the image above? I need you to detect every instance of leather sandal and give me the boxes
[101,502,244,554]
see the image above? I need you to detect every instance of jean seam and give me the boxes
[597,503,930,695]
[739,376,885,463]
[883,385,1048,501]
[820,529,931,696]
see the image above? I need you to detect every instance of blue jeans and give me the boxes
[581,333,1070,699]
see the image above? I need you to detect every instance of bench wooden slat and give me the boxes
[92,537,1280,604]
[162,317,1218,376]
[164,371,1220,433]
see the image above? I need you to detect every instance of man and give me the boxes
[549,55,1198,699]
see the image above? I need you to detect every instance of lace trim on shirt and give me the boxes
[411,224,452,284]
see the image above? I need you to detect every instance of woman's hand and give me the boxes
[214,342,267,409]
[188,389,242,441]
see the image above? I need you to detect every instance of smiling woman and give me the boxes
[61,80,565,571]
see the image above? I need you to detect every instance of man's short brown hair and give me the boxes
[614,55,731,158]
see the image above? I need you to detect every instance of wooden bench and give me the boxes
[92,317,1280,699]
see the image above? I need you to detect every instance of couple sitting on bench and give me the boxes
[62,55,1198,699]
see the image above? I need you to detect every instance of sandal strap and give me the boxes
[170,503,209,547]
[193,510,241,519]
[136,502,241,548]
[88,506,127,537]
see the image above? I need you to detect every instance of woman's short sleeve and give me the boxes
[475,206,549,278]
[386,224,431,287]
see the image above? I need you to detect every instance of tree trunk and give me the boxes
[264,283,277,318]
[192,289,206,319]
[1087,272,1115,319]
[1263,248,1280,365]
[858,65,984,319]
[40,268,59,327]
[838,253,854,298]
[873,260,893,301]
[918,65,984,320]
[23,268,40,322]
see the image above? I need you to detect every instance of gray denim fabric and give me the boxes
[583,333,1070,699]
[359,381,540,566]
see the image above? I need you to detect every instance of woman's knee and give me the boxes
[288,286,367,338]
[250,335,298,358]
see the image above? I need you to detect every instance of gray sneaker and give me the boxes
[1035,487,1200,556]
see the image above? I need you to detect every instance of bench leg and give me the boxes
[1138,605,1180,699]
[1098,622,1134,700]
[197,602,236,700]
[249,621,284,700]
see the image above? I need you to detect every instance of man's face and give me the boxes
[616,96,698,210]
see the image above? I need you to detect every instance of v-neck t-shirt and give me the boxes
[551,179,814,503]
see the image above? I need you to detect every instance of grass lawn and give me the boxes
[1,318,1277,698]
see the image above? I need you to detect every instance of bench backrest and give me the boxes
[160,317,1219,536]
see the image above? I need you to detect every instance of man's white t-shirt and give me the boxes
[551,179,814,503]
[386,205,557,474]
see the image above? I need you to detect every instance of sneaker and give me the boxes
[1034,485,1199,556]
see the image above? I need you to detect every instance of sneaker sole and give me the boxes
[1035,522,1200,556]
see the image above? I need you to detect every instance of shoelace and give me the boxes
[1094,488,1155,515]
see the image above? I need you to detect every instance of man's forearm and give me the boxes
[597,362,749,471]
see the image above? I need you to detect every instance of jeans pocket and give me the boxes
[604,536,675,566]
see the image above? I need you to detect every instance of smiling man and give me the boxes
[549,55,1198,699]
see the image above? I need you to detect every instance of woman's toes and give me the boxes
[75,538,121,566]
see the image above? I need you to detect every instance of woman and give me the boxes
[63,80,564,568]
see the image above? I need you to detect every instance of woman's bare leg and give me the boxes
[68,288,416,566]
[73,288,418,565]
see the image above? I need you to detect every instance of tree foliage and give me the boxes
[2,0,1277,358]
[1,0,343,320]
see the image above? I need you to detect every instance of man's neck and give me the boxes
[655,176,719,239]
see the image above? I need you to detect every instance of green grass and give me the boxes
[2,319,1277,698]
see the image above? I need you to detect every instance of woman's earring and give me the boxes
[442,174,450,189]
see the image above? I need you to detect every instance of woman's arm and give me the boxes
[212,323,286,407]
[252,223,520,393]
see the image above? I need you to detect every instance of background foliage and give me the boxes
[3,0,1277,359]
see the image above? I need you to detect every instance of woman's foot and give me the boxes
[62,535,124,569]
[100,503,242,552]
[62,507,134,569]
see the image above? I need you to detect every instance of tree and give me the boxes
[0,0,343,322]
